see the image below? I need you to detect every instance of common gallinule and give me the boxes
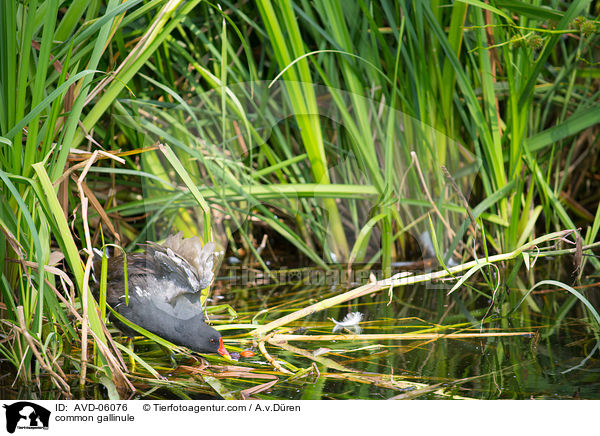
[94,233,229,357]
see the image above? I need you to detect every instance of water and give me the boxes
[206,262,600,400]
[2,263,599,400]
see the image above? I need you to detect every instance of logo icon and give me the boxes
[3,402,50,433]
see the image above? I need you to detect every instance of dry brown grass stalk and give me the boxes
[270,332,534,341]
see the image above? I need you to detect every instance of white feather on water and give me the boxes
[331,312,363,334]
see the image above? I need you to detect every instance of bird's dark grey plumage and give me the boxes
[93,233,228,356]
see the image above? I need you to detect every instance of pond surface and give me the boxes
[2,262,599,400]
[208,264,600,400]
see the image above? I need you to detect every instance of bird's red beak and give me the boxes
[217,337,230,358]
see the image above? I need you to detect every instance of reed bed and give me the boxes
[1,0,599,399]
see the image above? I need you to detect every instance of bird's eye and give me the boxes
[210,338,215,343]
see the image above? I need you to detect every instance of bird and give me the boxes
[92,232,230,358]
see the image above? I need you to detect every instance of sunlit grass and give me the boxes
[1,0,599,399]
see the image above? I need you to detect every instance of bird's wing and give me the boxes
[146,244,202,295]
